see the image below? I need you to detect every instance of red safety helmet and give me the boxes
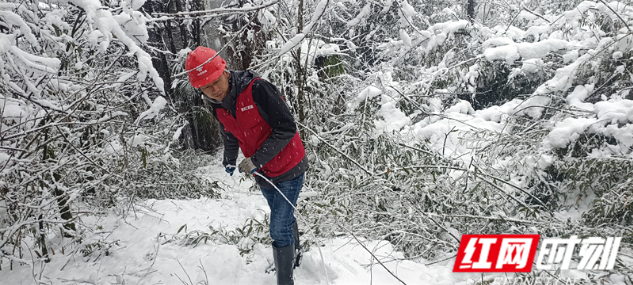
[185,47,226,88]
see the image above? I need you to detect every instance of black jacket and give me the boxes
[207,70,308,185]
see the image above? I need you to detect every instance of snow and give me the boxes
[381,0,392,13]
[0,33,14,53]
[563,50,579,63]
[603,124,633,149]
[399,29,411,48]
[612,51,623,59]
[517,39,568,60]
[178,47,192,57]
[0,155,465,285]
[0,151,10,164]
[173,123,187,142]
[42,8,69,32]
[375,94,411,135]
[347,3,371,27]
[441,7,458,18]
[131,0,146,10]
[356,85,382,102]
[538,154,554,169]
[279,33,305,55]
[0,3,17,10]
[504,26,526,40]
[2,0,632,283]
[566,84,595,110]
[261,8,277,26]
[279,38,342,70]
[315,43,340,56]
[398,95,513,157]
[543,117,599,149]
[484,44,519,64]
[518,10,538,21]
[1,98,26,120]
[400,0,416,20]
[416,19,468,54]
[525,24,550,40]
[475,99,522,123]
[114,71,137,88]
[104,140,123,154]
[482,37,514,49]
[521,58,544,73]
[10,46,60,73]
[431,20,469,34]
[594,99,633,124]
[136,96,167,123]
[88,30,104,46]
[302,0,329,34]
[34,99,65,112]
[446,100,474,115]
[534,53,591,95]
[484,39,567,64]
[113,10,149,44]
[0,10,39,48]
[69,0,165,94]
[129,134,149,147]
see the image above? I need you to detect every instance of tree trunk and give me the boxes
[40,116,76,236]
[467,0,476,22]
[296,0,306,134]
[143,0,222,153]
[174,0,189,47]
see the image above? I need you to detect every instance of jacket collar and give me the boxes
[210,70,259,115]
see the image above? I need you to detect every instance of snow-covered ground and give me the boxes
[1,158,468,285]
[2,155,630,284]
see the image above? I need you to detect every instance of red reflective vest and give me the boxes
[216,78,305,177]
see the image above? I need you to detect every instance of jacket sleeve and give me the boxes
[249,79,297,168]
[221,130,239,167]
[211,106,239,167]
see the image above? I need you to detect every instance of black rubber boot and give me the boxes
[292,221,302,269]
[273,243,295,285]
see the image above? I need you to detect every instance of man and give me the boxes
[185,47,308,285]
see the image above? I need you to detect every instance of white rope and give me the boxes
[254,171,408,285]
[254,172,331,285]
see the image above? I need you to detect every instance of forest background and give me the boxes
[0,0,632,283]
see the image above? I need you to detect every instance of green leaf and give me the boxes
[471,182,481,192]
[141,148,148,168]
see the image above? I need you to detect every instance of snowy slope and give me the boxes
[0,155,466,285]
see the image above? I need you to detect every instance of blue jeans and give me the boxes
[259,173,304,248]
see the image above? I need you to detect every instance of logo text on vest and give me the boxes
[241,105,254,112]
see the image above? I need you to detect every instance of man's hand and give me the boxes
[225,164,236,176]
[238,158,258,175]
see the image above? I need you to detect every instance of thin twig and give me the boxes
[136,237,160,285]
[177,259,193,285]
[520,6,551,23]
[443,126,457,156]
[424,254,457,266]
[462,156,473,192]
[151,0,279,19]
[348,231,408,285]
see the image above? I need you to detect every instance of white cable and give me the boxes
[254,172,330,285]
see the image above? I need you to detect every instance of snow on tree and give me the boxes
[0,0,217,266]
